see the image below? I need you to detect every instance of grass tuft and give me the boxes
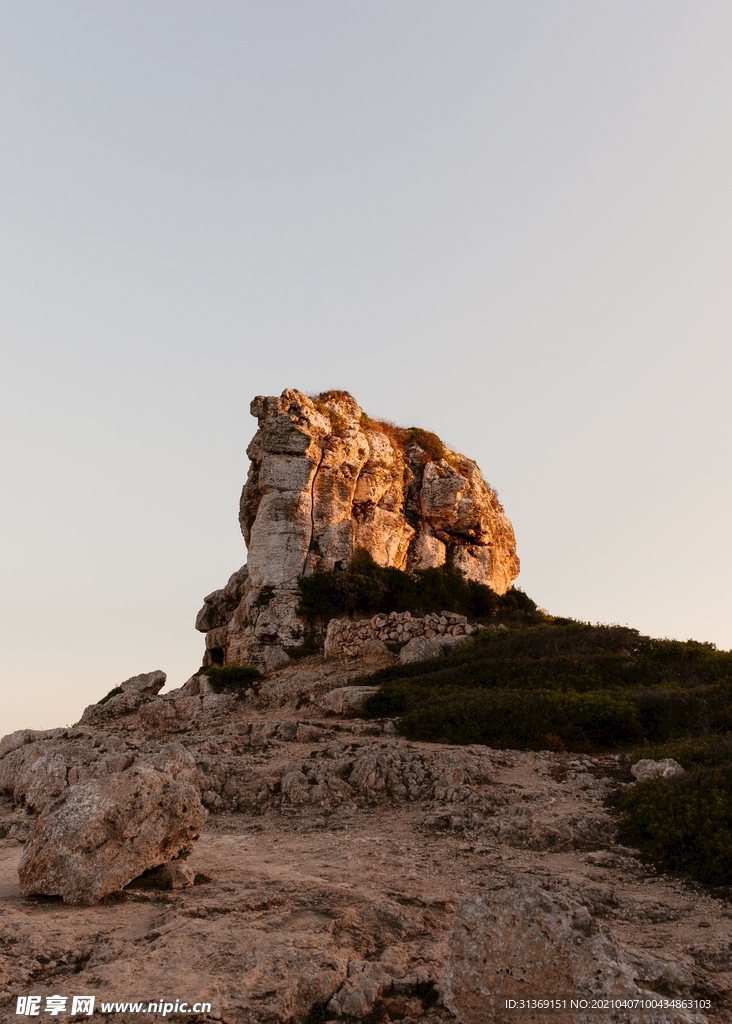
[97,686,123,705]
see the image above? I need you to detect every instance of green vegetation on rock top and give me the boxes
[297,551,541,626]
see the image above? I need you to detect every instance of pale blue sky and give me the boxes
[2,2,731,733]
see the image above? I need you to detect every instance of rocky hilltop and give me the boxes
[196,389,519,669]
[2,392,730,1023]
[1,658,730,1023]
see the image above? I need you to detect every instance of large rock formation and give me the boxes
[197,389,519,667]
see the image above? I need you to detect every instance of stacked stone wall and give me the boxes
[324,610,481,659]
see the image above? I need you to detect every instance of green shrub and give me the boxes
[616,768,732,885]
[196,664,262,694]
[97,686,123,705]
[361,622,732,752]
[366,686,642,751]
[362,623,732,696]
[633,734,732,770]
[634,686,732,742]
[297,554,541,626]
[407,427,448,462]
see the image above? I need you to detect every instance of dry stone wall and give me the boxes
[324,610,481,659]
[196,389,519,669]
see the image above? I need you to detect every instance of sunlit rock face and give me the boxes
[196,389,519,667]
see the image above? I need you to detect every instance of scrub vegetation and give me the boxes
[297,549,541,626]
[614,735,732,885]
[362,623,732,751]
[357,609,732,887]
[195,664,262,694]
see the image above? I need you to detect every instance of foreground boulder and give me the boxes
[18,766,207,905]
[444,878,704,1024]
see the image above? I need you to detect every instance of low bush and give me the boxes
[362,622,732,752]
[297,551,542,626]
[634,686,732,741]
[196,664,262,694]
[366,686,643,751]
[364,624,732,693]
[97,686,123,705]
[406,427,448,462]
[616,767,732,885]
[633,734,732,770]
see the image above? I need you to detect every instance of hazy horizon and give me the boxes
[2,2,731,734]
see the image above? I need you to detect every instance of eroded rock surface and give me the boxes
[1,656,730,1022]
[445,879,705,1024]
[196,389,519,667]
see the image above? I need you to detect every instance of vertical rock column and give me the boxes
[229,391,331,660]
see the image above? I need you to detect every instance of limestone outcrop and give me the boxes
[630,758,686,783]
[197,389,519,667]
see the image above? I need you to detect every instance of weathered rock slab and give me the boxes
[444,879,705,1024]
[119,669,166,695]
[18,767,207,905]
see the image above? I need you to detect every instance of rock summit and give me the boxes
[196,389,519,668]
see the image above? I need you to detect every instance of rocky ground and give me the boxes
[1,655,731,1023]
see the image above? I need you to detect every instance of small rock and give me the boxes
[436,634,471,651]
[150,859,196,890]
[277,720,298,741]
[630,758,685,783]
[119,670,167,696]
[399,637,444,664]
[296,724,323,743]
[264,646,291,674]
[327,961,392,1018]
[362,638,391,659]
[321,687,379,715]
[180,674,214,696]
[250,721,279,746]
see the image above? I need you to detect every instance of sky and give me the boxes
[1,1,731,735]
